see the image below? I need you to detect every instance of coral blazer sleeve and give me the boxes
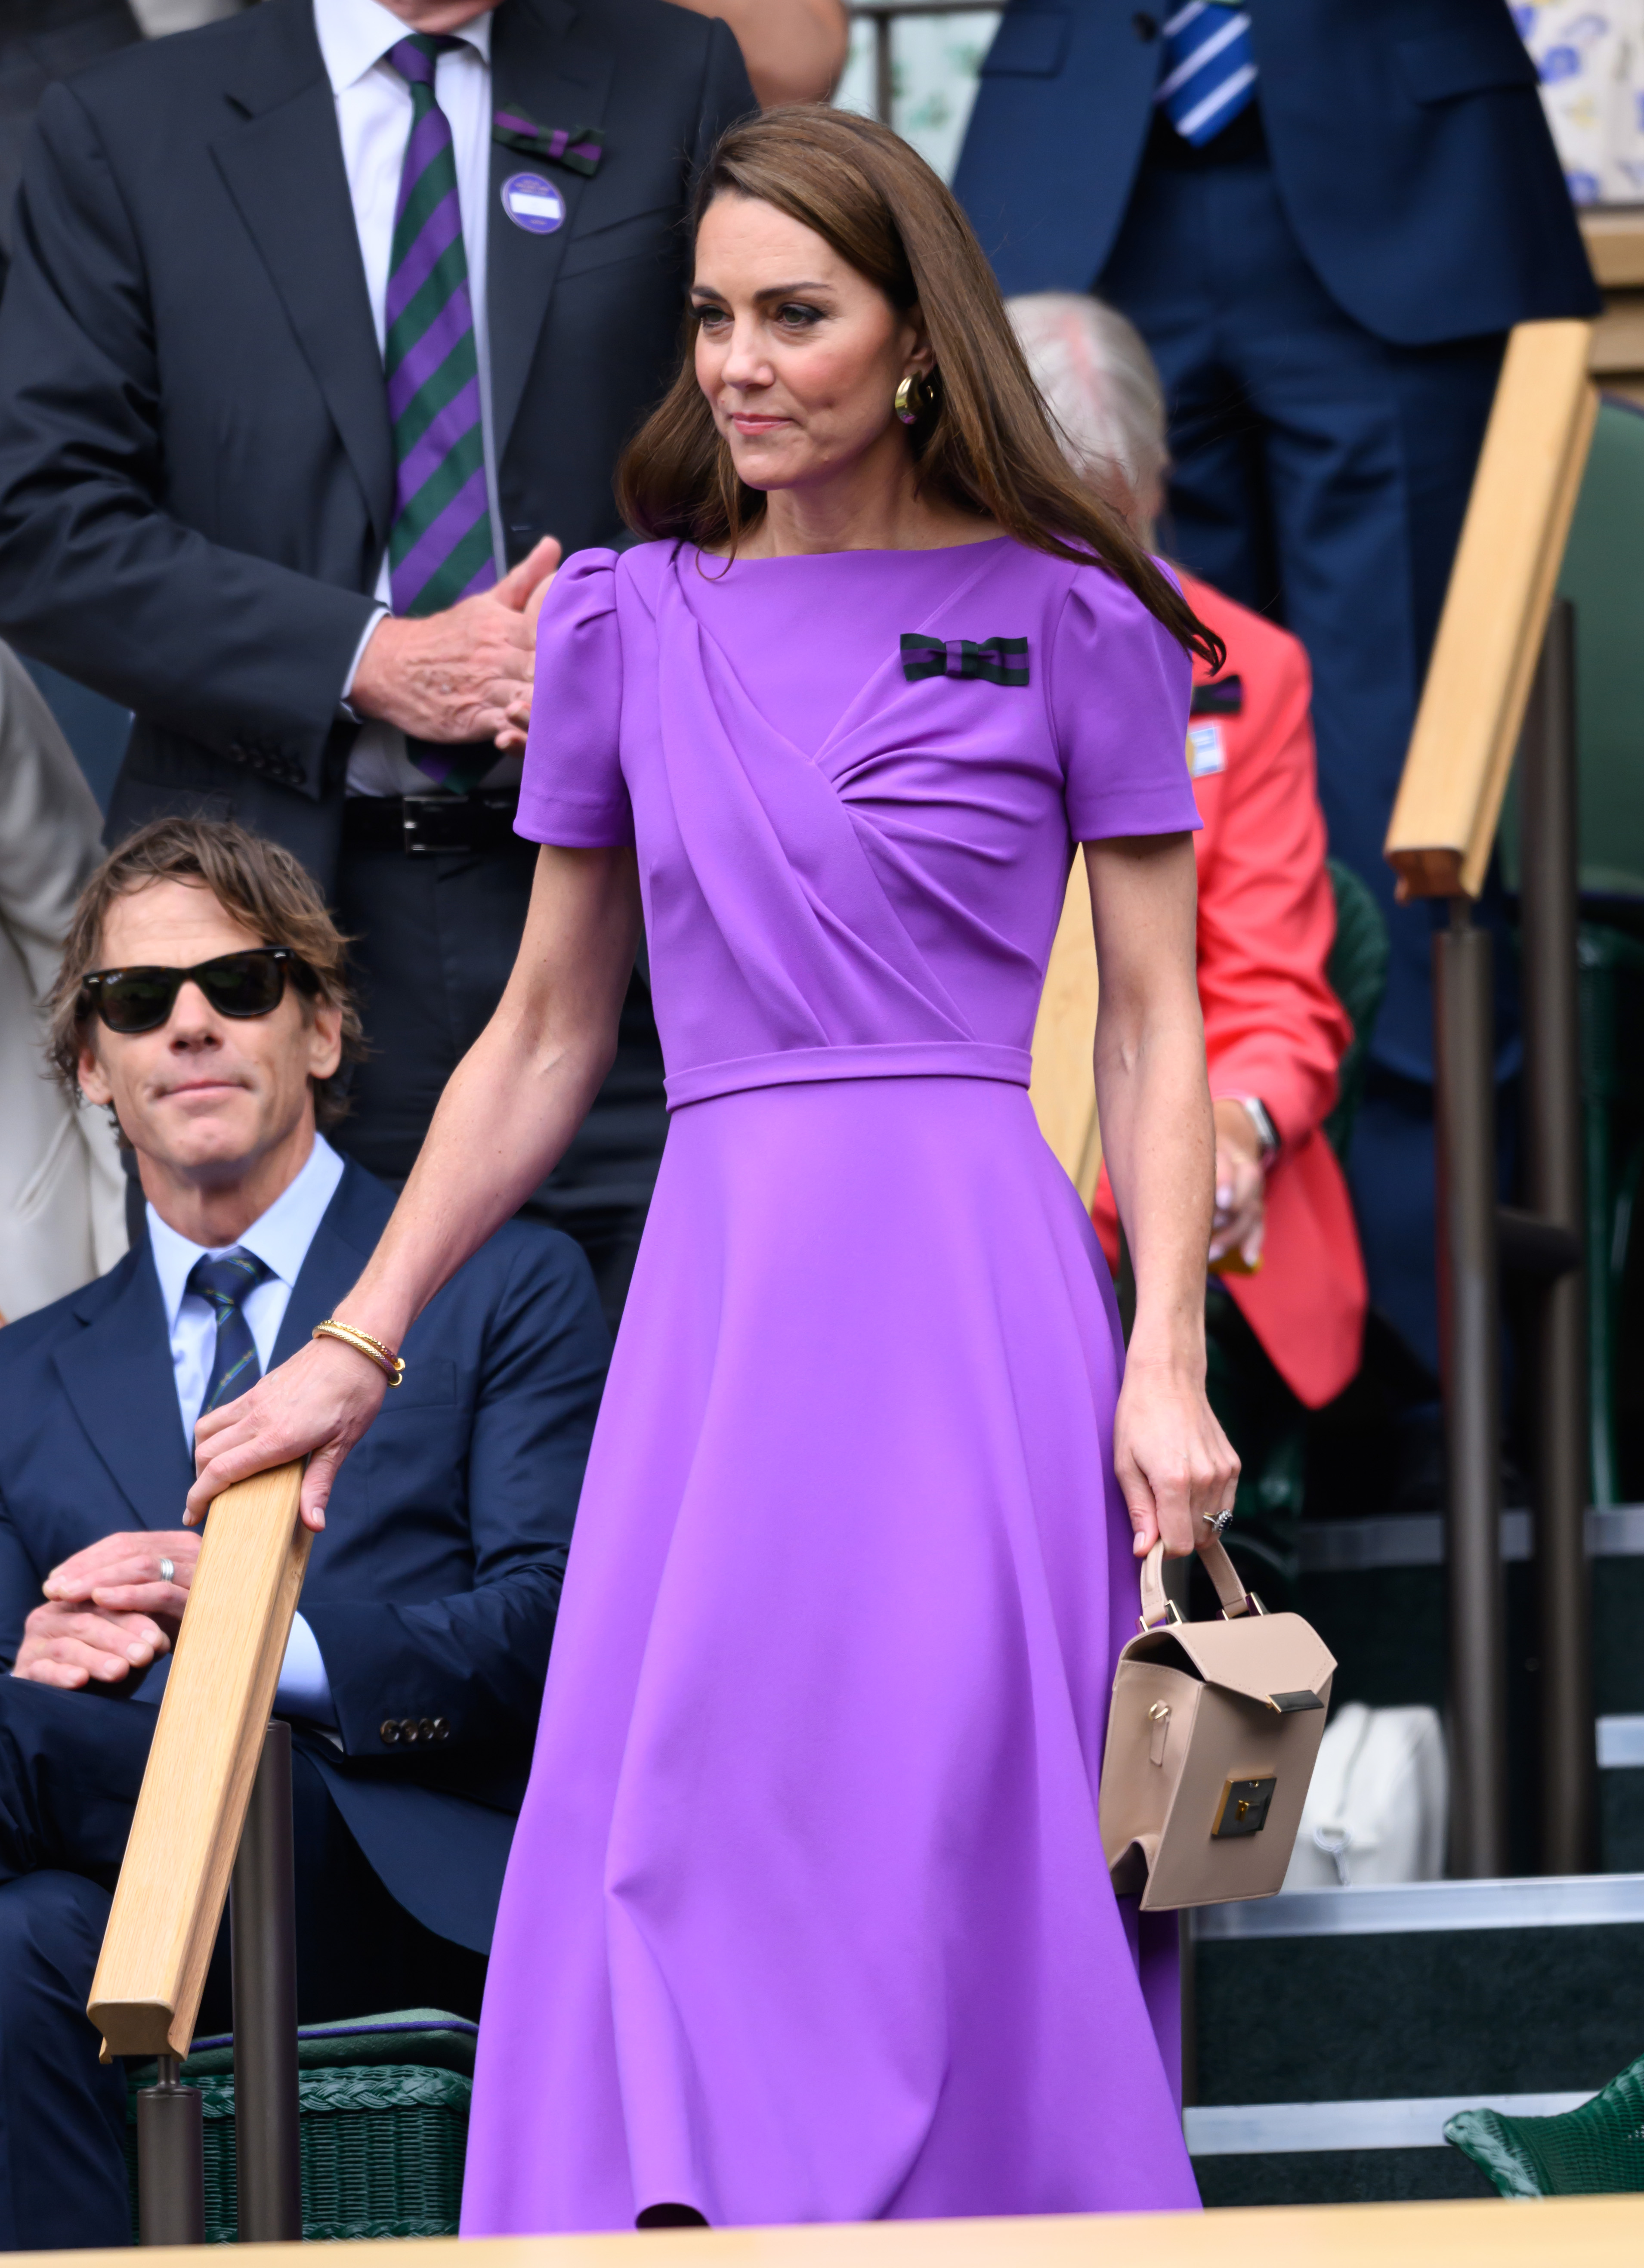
[1091,574,1366,1408]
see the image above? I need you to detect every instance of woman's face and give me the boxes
[691,193,930,498]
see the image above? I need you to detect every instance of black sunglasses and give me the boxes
[79,947,318,1035]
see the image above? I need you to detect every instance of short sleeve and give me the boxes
[515,549,633,848]
[1051,566,1200,844]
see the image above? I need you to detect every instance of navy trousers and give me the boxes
[1099,150,1504,1365]
[0,1678,485,2252]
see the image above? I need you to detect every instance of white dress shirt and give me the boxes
[146,1132,346,1723]
[314,0,516,797]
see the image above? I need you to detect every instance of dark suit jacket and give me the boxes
[953,0,1599,345]
[0,0,753,881]
[0,1159,609,1953]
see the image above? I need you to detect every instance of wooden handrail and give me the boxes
[1030,862,1103,1208]
[88,1461,310,2060]
[1384,320,1597,902]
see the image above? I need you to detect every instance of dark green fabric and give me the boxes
[124,2013,474,2240]
[1324,856,1389,1164]
[1445,2052,1644,2196]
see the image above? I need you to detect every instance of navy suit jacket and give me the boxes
[0,0,752,885]
[0,1160,609,1953]
[953,0,1599,344]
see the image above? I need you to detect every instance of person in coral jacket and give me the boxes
[1011,291,1369,1597]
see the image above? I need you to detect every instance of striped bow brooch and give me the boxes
[492,109,604,176]
[901,634,1029,686]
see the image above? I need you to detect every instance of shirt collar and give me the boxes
[313,0,494,94]
[147,1132,347,1335]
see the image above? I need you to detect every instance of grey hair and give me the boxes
[1004,291,1169,529]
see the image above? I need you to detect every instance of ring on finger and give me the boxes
[158,1557,175,1584]
[1202,1509,1233,1540]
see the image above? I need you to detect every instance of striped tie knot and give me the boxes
[188,1248,271,1415]
[1156,2,1256,148]
[387,31,460,89]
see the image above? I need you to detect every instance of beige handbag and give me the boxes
[1100,1537,1337,1910]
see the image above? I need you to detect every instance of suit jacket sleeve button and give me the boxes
[419,1718,436,1741]
[400,1717,420,1742]
[1133,11,1158,36]
[380,1719,401,1745]
[432,1717,451,1741]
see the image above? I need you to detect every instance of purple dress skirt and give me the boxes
[459,537,1205,2231]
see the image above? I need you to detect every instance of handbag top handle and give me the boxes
[1137,1535,1257,1632]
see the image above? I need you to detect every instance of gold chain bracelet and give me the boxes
[313,1317,406,1386]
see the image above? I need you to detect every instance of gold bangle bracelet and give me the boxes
[313,1317,406,1386]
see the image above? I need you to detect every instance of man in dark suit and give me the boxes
[0,0,757,1327]
[955,0,1598,1370]
[0,815,608,2251]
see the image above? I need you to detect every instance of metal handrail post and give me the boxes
[1436,897,1509,1874]
[136,2055,204,2245]
[229,1721,303,2242]
[1518,600,1595,1872]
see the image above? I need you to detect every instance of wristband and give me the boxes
[313,1317,405,1386]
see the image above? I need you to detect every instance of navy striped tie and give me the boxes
[188,1250,271,1416]
[1156,2,1256,147]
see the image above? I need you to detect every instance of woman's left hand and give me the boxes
[1112,1355,1239,1559]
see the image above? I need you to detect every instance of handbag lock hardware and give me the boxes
[1137,1598,1185,1635]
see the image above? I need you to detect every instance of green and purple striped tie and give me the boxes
[386,34,497,785]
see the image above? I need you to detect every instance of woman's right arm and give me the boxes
[186,842,642,1531]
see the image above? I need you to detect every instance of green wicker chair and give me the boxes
[1445,2054,1644,2197]
[123,2008,476,2242]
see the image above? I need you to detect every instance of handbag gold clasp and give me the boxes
[1137,1599,1185,1635]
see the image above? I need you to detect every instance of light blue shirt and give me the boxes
[146,1132,345,1726]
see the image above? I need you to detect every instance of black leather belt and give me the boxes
[342,790,524,857]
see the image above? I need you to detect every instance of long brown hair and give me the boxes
[616,106,1223,669]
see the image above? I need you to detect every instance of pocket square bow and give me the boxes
[901,634,1029,687]
[492,111,604,176]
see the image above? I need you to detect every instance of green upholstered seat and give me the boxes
[1324,856,1390,1165]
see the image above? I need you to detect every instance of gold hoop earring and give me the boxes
[895,371,933,426]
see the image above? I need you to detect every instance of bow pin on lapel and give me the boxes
[901,634,1029,687]
[493,110,604,176]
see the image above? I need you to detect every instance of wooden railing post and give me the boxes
[230,1721,303,2242]
[1385,321,1597,1875]
[1434,900,1508,1875]
[90,1460,310,2239]
[1518,603,1596,1874]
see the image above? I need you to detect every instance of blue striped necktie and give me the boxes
[385,33,498,789]
[1156,2,1257,147]
[188,1250,271,1416]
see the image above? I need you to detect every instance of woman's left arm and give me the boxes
[1085,832,1239,1559]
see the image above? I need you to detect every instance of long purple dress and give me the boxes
[460,535,1203,2231]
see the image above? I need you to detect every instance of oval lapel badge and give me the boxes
[501,172,566,234]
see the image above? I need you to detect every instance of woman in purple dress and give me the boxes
[194,108,1237,2229]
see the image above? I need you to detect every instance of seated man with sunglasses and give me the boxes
[0,815,608,2252]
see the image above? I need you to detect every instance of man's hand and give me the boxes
[349,535,561,746]
[1209,1097,1267,1271]
[13,1530,200,1690]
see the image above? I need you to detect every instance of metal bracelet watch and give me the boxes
[1227,1094,1279,1164]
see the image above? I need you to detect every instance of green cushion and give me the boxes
[1445,2051,1644,2196]
[1324,857,1389,1163]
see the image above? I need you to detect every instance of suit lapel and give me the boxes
[211,2,395,551]
[488,0,615,469]
[271,1165,392,1368]
[53,1247,194,1533]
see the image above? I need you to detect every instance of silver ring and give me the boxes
[1202,1509,1233,1540]
[158,1557,175,1584]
